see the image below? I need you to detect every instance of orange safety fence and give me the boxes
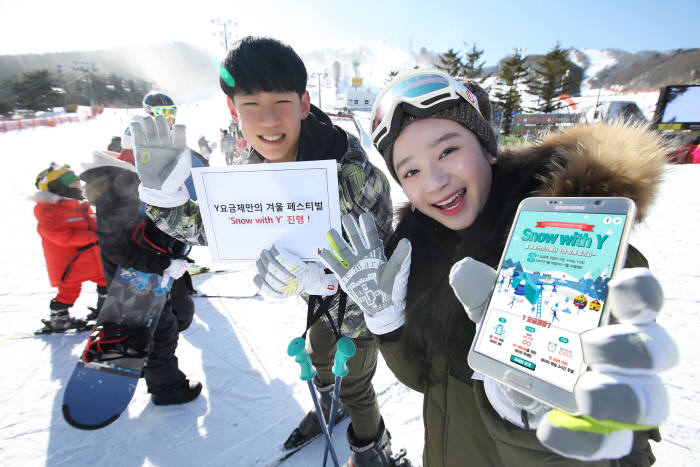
[0,114,83,133]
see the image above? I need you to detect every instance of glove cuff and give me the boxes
[482,377,548,429]
[139,184,190,208]
[364,304,406,335]
[306,272,339,297]
[537,414,634,461]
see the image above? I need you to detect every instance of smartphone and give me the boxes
[468,197,636,413]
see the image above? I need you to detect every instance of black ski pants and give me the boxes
[143,276,194,395]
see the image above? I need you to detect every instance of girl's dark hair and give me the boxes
[220,36,307,97]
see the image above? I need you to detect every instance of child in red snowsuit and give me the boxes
[34,163,107,332]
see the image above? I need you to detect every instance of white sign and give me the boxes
[191,160,341,262]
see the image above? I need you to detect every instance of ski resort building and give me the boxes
[346,88,375,110]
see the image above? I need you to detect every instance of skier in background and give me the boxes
[107,136,122,152]
[33,163,107,332]
[197,135,213,160]
[220,129,236,165]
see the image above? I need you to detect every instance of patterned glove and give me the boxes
[319,212,411,335]
[131,115,191,208]
[449,258,678,461]
[253,245,338,298]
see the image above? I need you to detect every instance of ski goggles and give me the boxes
[153,105,177,120]
[57,170,79,186]
[370,70,483,152]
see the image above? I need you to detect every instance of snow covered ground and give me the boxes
[0,103,697,466]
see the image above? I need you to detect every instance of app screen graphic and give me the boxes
[474,210,627,391]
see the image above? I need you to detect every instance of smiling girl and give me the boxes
[319,70,675,466]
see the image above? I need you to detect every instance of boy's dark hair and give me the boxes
[220,36,307,98]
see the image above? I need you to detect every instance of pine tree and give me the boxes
[527,43,577,113]
[436,48,463,76]
[14,70,59,111]
[462,43,485,80]
[493,49,527,135]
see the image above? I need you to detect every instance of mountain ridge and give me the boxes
[1,43,697,102]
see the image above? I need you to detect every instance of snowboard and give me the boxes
[62,266,173,430]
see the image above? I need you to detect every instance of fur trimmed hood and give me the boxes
[497,122,667,222]
[31,191,72,204]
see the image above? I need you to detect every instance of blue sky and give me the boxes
[0,0,697,66]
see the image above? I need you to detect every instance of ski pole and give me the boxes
[323,336,356,467]
[287,337,340,467]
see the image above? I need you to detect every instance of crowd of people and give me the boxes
[33,35,679,467]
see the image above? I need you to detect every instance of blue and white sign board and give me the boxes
[191,160,341,262]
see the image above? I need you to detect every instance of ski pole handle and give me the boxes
[287,337,316,381]
[332,336,356,378]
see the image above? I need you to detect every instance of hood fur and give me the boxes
[396,123,667,224]
[498,122,667,223]
[31,191,70,204]
[81,150,137,173]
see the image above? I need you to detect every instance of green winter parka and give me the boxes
[379,123,667,467]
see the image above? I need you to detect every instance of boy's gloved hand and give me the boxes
[319,212,411,335]
[131,115,191,208]
[161,258,189,288]
[253,245,338,298]
[449,259,678,461]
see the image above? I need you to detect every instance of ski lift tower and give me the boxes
[211,18,237,51]
[309,71,328,110]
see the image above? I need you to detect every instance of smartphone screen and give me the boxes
[473,203,630,394]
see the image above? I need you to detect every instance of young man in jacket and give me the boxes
[131,36,399,466]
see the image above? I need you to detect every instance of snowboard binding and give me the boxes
[36,316,89,335]
[82,323,153,363]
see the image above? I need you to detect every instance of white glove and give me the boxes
[537,268,678,461]
[319,212,412,335]
[161,258,189,288]
[131,115,191,208]
[253,244,338,298]
[449,258,552,425]
[449,259,678,461]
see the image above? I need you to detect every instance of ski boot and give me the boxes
[82,322,153,363]
[36,300,88,334]
[284,376,349,450]
[344,418,411,467]
[86,286,108,321]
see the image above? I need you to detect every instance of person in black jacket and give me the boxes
[107,136,122,153]
[80,151,201,405]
